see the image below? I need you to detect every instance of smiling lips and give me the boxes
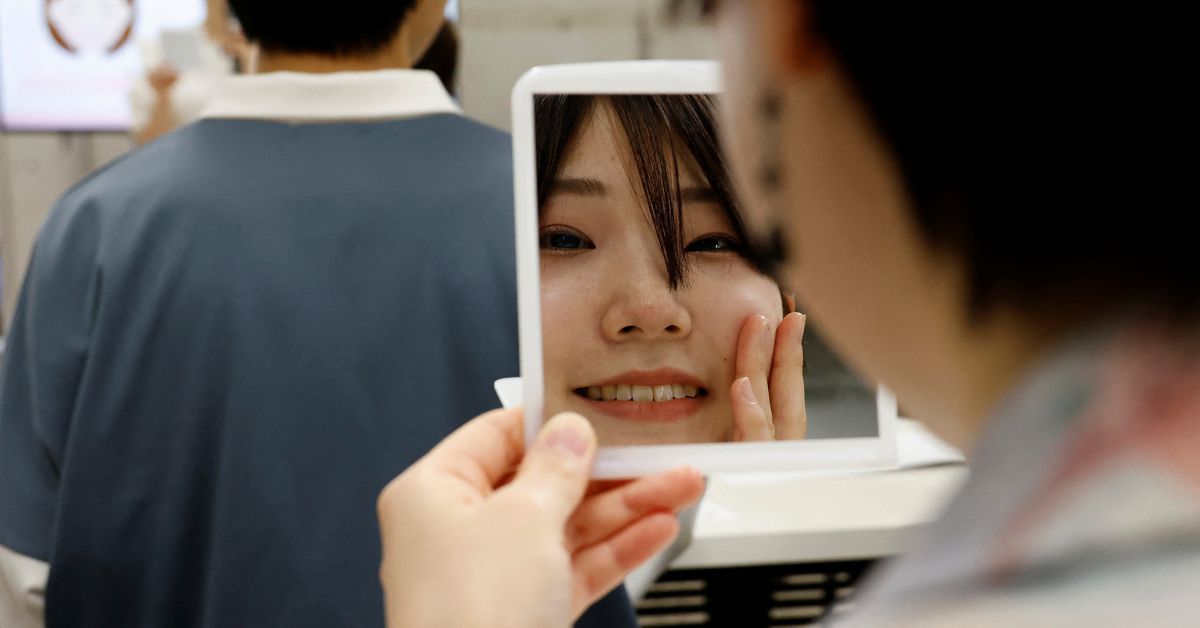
[572,369,707,422]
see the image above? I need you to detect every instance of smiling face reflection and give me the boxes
[539,95,783,446]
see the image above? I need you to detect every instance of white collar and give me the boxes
[200,69,460,122]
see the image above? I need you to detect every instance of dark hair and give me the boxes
[535,94,755,289]
[810,4,1199,319]
[677,2,1194,320]
[415,21,458,93]
[226,0,417,56]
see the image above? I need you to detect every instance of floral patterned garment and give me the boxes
[846,322,1200,626]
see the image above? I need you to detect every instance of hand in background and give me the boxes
[136,66,181,144]
[377,408,705,628]
[147,66,179,94]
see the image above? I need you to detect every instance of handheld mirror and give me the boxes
[510,61,897,478]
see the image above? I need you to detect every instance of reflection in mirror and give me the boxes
[536,93,876,446]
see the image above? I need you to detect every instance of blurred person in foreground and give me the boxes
[0,0,637,626]
[374,1,1197,626]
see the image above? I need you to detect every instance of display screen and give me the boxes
[0,0,205,131]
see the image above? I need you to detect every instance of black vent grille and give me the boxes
[636,559,876,627]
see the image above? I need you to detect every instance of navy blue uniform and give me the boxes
[0,113,635,627]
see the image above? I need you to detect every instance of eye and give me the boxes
[539,226,595,252]
[685,234,745,255]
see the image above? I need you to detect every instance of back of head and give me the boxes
[227,0,418,55]
[807,3,1193,324]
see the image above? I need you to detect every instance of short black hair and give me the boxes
[415,21,458,93]
[227,0,417,56]
[535,94,756,290]
[679,2,1195,321]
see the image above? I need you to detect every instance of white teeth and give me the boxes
[583,383,702,402]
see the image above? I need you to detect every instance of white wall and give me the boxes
[458,0,716,129]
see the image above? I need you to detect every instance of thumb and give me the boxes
[507,412,597,524]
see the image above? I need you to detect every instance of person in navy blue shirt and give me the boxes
[0,1,637,626]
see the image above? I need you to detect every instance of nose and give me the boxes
[601,278,693,342]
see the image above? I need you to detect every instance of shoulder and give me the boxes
[36,153,133,251]
[424,113,510,143]
[37,127,210,253]
[364,114,514,197]
[455,116,512,150]
[395,113,512,158]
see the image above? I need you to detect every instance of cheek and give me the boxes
[540,264,600,379]
[688,270,783,361]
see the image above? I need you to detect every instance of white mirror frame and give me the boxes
[512,60,898,478]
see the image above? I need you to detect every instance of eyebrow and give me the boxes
[550,178,717,203]
[550,178,607,197]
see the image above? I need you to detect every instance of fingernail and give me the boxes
[541,413,591,458]
[737,377,758,406]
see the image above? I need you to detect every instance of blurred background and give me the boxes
[0,0,717,329]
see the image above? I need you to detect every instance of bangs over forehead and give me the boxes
[535,94,754,289]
